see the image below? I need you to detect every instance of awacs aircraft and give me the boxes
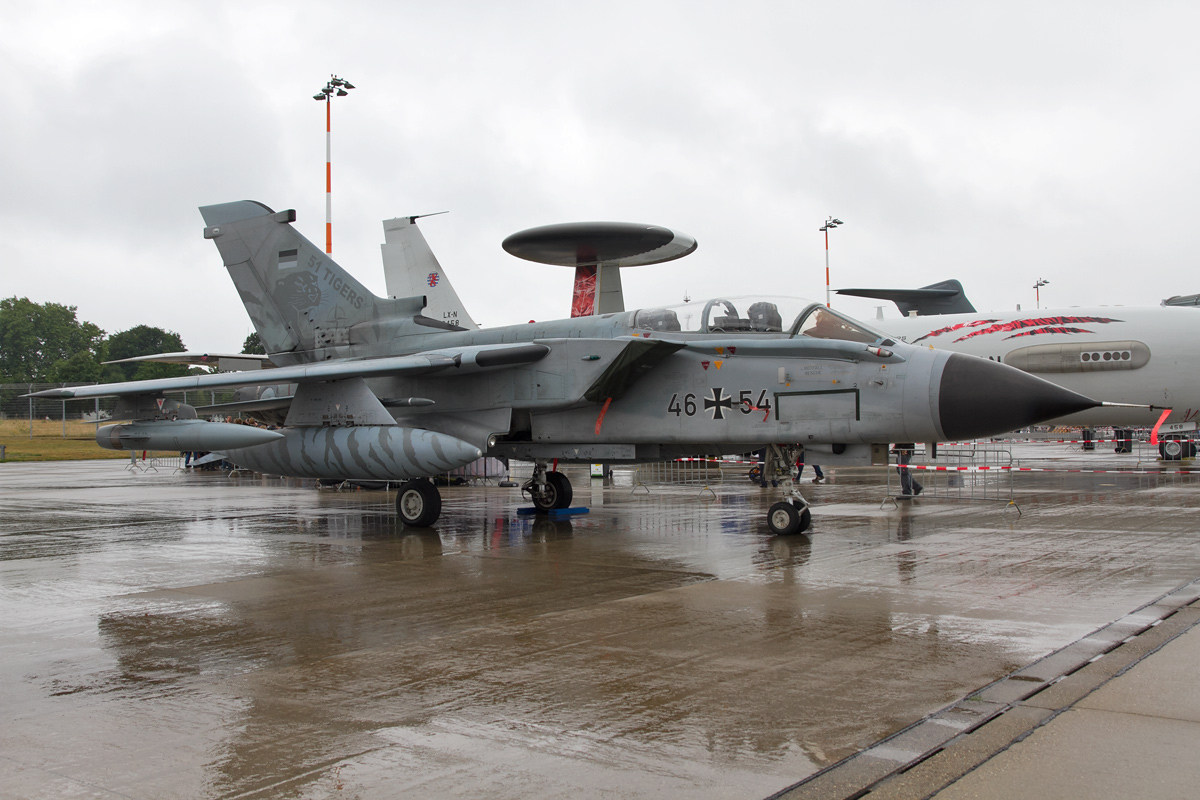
[838,281,1200,428]
[28,203,1102,534]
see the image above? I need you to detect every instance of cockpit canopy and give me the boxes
[630,296,885,344]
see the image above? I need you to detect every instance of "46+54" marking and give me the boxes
[668,388,772,421]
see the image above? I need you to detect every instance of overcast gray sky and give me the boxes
[4,1,1197,353]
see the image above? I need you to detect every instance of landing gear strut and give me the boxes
[762,445,813,535]
[396,478,442,527]
[524,462,573,512]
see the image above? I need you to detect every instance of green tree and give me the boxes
[50,351,103,383]
[132,361,190,381]
[242,331,266,355]
[0,297,105,382]
[106,325,188,381]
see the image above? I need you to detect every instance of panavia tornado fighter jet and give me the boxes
[28,201,1102,533]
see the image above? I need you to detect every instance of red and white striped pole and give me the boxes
[325,96,332,253]
[312,75,355,255]
[819,216,843,307]
[1033,277,1048,310]
[824,225,830,307]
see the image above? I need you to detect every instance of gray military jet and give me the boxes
[28,201,1101,533]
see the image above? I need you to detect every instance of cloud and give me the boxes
[2,0,1199,349]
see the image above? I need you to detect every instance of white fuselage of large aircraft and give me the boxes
[877,307,1200,427]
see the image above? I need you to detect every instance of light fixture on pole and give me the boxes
[1033,277,1049,309]
[819,216,844,307]
[313,74,356,254]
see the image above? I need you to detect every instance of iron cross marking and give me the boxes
[704,387,733,420]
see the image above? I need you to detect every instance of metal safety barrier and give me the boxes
[884,444,1017,513]
[126,450,185,473]
[631,458,730,497]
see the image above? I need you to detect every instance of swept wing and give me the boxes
[25,342,550,400]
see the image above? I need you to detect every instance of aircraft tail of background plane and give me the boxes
[200,201,429,364]
[381,215,478,329]
[837,279,977,316]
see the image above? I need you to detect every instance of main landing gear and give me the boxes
[523,462,573,512]
[761,445,813,536]
[395,463,575,527]
[396,478,442,527]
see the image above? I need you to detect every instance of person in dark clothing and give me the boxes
[893,442,923,496]
[797,446,825,483]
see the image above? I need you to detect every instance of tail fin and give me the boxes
[836,279,976,316]
[381,215,478,329]
[200,201,428,364]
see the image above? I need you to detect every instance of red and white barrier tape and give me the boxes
[943,438,1197,445]
[899,463,1197,475]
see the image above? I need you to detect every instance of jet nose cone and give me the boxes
[938,353,1099,441]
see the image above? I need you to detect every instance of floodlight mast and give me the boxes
[1033,277,1049,309]
[313,74,355,254]
[819,216,844,307]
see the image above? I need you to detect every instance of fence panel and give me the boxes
[885,444,1016,508]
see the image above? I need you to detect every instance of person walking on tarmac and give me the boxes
[796,445,825,483]
[893,442,923,496]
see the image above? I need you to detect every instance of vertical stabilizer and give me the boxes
[200,201,426,365]
[569,262,625,316]
[381,216,478,329]
[596,263,625,315]
[570,265,597,317]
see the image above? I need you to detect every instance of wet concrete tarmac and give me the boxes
[2,459,1200,798]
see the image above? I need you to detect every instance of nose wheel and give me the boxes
[525,463,573,512]
[762,444,813,535]
[768,499,812,535]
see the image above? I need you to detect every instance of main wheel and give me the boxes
[532,471,573,512]
[396,479,442,527]
[1161,439,1184,460]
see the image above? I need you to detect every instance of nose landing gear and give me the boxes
[761,445,813,535]
[768,498,812,535]
[524,462,574,512]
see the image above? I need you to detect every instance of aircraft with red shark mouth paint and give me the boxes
[837,281,1200,431]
